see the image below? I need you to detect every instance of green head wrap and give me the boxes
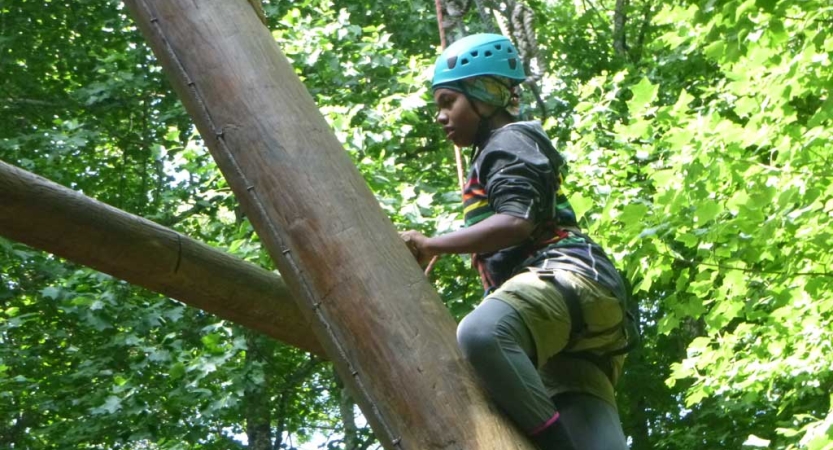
[434,76,521,117]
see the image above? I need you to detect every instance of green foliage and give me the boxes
[550,0,832,448]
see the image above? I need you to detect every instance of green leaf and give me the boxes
[170,363,186,380]
[695,201,723,224]
[619,203,649,225]
[92,396,122,415]
[569,192,593,221]
[685,386,708,407]
[628,77,658,115]
[71,296,94,306]
[617,119,651,139]
[727,190,750,213]
[704,40,726,60]
[677,233,699,248]
[41,286,61,300]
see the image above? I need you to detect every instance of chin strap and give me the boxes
[465,92,504,151]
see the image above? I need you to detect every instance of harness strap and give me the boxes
[533,268,633,384]
[559,274,586,345]
[559,352,616,383]
[607,310,640,357]
[560,313,640,383]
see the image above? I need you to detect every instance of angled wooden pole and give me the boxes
[123,1,533,448]
[0,159,324,356]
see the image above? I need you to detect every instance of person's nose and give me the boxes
[436,110,448,125]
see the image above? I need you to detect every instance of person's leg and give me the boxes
[553,392,628,450]
[534,271,629,449]
[457,299,550,427]
[457,299,575,449]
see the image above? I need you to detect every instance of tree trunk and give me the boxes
[613,0,629,57]
[122,1,534,448]
[0,160,324,356]
[340,387,359,450]
[244,331,273,450]
[631,0,655,64]
[335,372,362,450]
[625,300,650,449]
[440,0,468,44]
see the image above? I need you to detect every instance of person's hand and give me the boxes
[399,230,435,268]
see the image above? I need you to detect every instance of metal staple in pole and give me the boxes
[132,0,404,447]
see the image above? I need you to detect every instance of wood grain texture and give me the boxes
[122,0,534,448]
[0,160,324,356]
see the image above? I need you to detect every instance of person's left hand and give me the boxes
[399,230,434,268]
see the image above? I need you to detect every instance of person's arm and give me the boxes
[400,213,534,264]
[401,138,546,265]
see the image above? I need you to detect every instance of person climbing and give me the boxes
[400,33,631,450]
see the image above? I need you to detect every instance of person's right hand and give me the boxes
[399,230,435,268]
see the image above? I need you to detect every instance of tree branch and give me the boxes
[674,257,832,278]
[272,356,323,450]
[2,97,59,107]
[632,0,654,63]
[580,0,613,36]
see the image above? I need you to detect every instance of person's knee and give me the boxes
[457,313,501,364]
[553,393,628,450]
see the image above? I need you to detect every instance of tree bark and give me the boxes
[440,0,468,45]
[336,373,361,450]
[632,0,655,64]
[625,300,650,450]
[613,0,629,57]
[244,331,273,450]
[0,159,324,356]
[122,1,533,448]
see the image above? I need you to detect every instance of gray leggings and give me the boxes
[457,299,628,449]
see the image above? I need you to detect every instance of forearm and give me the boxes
[425,213,534,256]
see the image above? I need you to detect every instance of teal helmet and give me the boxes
[432,33,526,89]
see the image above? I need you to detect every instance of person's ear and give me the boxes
[470,98,497,116]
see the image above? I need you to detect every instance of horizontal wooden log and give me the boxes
[124,0,533,448]
[0,159,324,356]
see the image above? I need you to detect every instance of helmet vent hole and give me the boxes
[432,35,526,87]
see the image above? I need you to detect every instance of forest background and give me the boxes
[1,0,831,449]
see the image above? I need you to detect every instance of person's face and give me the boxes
[433,88,482,148]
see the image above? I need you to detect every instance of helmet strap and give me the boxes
[463,92,506,150]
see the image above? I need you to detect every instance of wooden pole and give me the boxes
[122,1,533,449]
[0,160,324,356]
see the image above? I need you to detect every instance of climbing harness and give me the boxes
[533,267,640,383]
